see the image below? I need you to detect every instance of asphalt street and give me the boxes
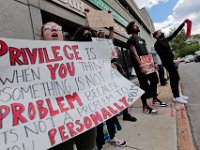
[179,62,200,150]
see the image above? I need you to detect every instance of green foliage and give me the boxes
[177,42,200,57]
[192,34,200,39]
[169,28,200,57]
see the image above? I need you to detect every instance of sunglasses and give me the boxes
[43,24,62,31]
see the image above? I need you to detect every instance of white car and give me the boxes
[184,55,194,63]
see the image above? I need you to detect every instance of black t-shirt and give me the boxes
[154,39,174,65]
[154,22,185,65]
[127,36,149,56]
[127,36,149,67]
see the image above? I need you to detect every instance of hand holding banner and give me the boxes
[0,38,143,150]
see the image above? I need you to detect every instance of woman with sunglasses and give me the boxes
[41,21,97,150]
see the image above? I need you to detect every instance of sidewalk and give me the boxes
[103,80,194,150]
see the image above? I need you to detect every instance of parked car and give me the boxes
[184,55,194,63]
[176,57,185,62]
[194,50,200,62]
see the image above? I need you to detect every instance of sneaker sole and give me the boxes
[143,111,158,114]
[172,101,187,104]
[110,142,127,147]
[152,104,168,107]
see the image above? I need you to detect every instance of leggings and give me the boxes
[49,127,97,150]
[96,116,121,149]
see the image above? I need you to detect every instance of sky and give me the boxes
[134,0,200,35]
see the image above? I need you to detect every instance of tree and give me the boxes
[192,34,200,39]
[178,42,199,57]
[169,28,200,57]
[169,28,187,57]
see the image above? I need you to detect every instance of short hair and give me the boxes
[126,21,135,34]
[153,30,159,39]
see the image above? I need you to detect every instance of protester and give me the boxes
[150,47,167,86]
[72,26,97,41]
[111,59,137,121]
[97,28,137,122]
[73,26,127,150]
[126,21,167,114]
[153,20,190,104]
[41,21,97,150]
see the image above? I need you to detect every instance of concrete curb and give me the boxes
[175,103,195,150]
[177,84,196,150]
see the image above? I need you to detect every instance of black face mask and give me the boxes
[158,33,165,39]
[132,29,140,34]
[132,26,140,34]
[81,33,92,41]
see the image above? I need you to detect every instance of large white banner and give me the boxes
[0,38,144,150]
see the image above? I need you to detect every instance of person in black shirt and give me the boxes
[73,26,128,149]
[150,47,168,86]
[126,21,167,114]
[98,28,137,122]
[153,20,189,104]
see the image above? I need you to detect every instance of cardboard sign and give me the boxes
[86,10,115,28]
[0,38,144,150]
[140,54,155,74]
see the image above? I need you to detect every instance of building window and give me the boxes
[117,0,151,35]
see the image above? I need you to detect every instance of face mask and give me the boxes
[132,25,140,34]
[81,33,92,41]
[132,29,140,34]
[158,33,165,39]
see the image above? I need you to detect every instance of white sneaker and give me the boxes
[173,97,188,104]
[110,137,127,147]
[180,95,189,100]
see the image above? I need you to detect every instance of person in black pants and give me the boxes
[153,20,189,104]
[76,27,126,149]
[96,116,126,150]
[98,28,136,122]
[111,59,137,122]
[126,21,167,114]
[150,47,167,86]
[158,65,167,85]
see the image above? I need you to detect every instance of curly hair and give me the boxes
[72,26,97,41]
[126,21,135,34]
